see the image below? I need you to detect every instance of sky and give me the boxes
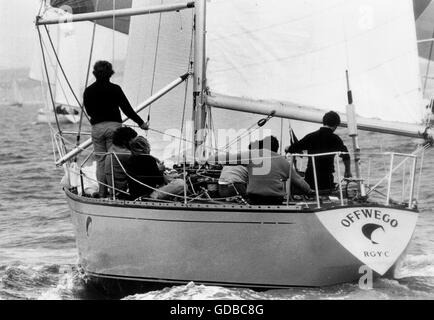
[0,0,128,76]
[0,0,42,70]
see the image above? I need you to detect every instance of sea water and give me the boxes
[0,70,433,300]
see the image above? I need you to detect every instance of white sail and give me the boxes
[54,21,127,108]
[415,0,434,99]
[123,0,194,158]
[11,80,23,106]
[206,0,424,126]
[30,7,128,108]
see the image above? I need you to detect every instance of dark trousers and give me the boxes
[218,183,247,198]
[305,169,334,191]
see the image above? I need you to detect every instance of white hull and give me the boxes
[65,190,418,288]
[36,109,79,124]
[0,101,23,107]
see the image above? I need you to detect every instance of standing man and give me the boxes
[83,60,148,197]
[285,111,352,191]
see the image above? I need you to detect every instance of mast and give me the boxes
[345,71,366,197]
[192,0,207,160]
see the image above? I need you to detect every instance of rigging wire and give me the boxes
[208,107,218,152]
[37,0,45,17]
[127,124,221,155]
[42,25,90,122]
[75,0,100,151]
[222,111,276,152]
[178,11,195,163]
[36,24,63,141]
[34,41,61,164]
[39,35,78,120]
[147,1,164,128]
[279,118,283,154]
[416,143,430,202]
[423,27,434,96]
[112,0,116,66]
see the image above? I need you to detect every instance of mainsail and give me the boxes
[206,0,425,127]
[38,0,432,166]
[122,0,194,158]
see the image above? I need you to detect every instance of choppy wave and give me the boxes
[122,253,434,300]
[0,264,63,299]
[123,277,434,301]
[396,254,434,278]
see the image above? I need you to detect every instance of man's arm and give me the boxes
[117,86,147,128]
[284,135,309,154]
[290,167,312,194]
[338,138,352,178]
[281,160,311,194]
[82,89,94,120]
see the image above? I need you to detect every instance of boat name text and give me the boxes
[340,209,398,228]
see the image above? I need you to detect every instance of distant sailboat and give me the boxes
[7,80,23,107]
[36,104,80,124]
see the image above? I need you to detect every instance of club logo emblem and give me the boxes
[315,207,418,275]
[361,223,385,244]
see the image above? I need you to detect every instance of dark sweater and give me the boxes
[287,127,350,190]
[83,79,144,126]
[125,154,165,200]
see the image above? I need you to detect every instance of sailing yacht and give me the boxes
[35,0,432,295]
[5,80,24,107]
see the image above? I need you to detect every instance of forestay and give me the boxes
[206,0,424,125]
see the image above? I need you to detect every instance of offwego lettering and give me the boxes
[340,209,398,228]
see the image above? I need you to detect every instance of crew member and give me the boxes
[83,60,148,197]
[247,136,311,205]
[285,111,352,191]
